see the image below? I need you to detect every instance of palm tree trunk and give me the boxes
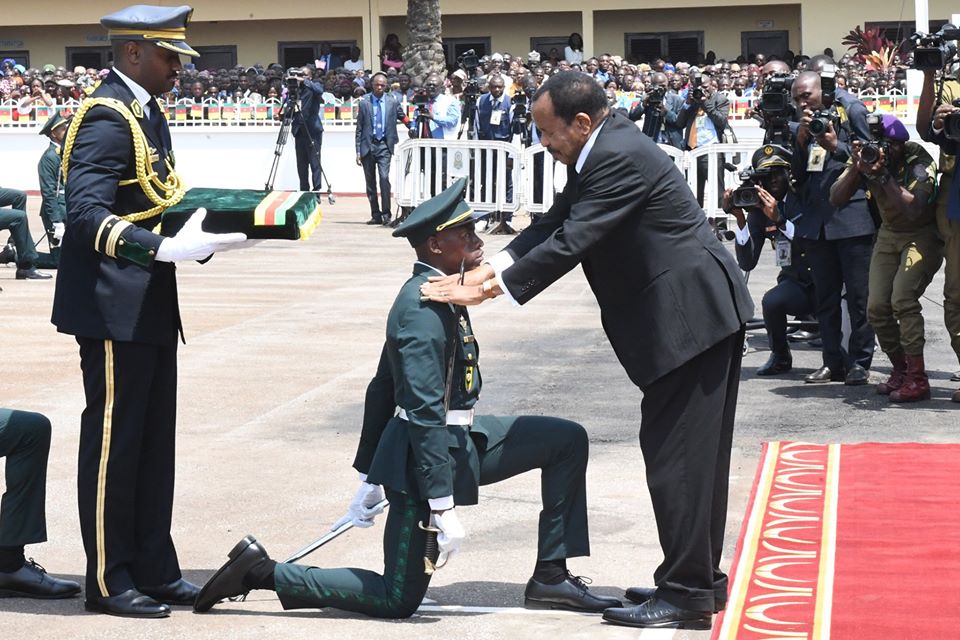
[405,0,447,80]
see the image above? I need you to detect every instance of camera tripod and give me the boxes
[458,84,480,140]
[266,96,335,204]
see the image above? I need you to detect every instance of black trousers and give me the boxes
[76,338,181,597]
[799,235,875,370]
[294,130,323,192]
[696,154,725,210]
[640,329,744,613]
[0,409,50,547]
[361,140,392,217]
[762,279,817,354]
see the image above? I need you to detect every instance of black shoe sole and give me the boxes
[622,591,725,613]
[602,613,712,630]
[194,535,258,613]
[524,597,617,613]
[84,600,170,618]
[0,588,81,600]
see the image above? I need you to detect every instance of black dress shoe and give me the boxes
[0,242,16,265]
[139,578,200,606]
[0,559,81,599]
[602,597,712,630]
[381,214,393,226]
[804,365,844,384]
[523,573,622,613]
[756,352,792,376]
[195,535,270,612]
[844,364,869,386]
[85,589,170,618]
[365,215,383,225]
[624,586,726,613]
[15,267,52,280]
[787,329,819,342]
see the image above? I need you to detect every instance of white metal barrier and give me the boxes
[394,138,522,212]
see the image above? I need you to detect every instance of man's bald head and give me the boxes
[792,71,823,110]
[762,60,791,77]
[651,72,667,87]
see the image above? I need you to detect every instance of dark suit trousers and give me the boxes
[76,338,181,597]
[0,409,50,547]
[273,415,590,618]
[0,208,39,268]
[295,130,323,191]
[800,235,875,370]
[362,140,392,217]
[640,329,744,613]
[763,279,816,355]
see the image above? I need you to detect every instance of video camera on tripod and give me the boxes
[758,72,795,146]
[457,49,483,138]
[284,67,304,100]
[511,82,537,145]
[911,25,960,71]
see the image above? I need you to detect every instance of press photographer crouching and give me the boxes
[830,115,942,402]
[724,145,815,376]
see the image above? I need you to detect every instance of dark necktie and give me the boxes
[146,97,171,154]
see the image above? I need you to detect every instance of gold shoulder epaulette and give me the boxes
[61,97,185,224]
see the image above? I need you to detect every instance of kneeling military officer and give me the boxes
[195,179,621,617]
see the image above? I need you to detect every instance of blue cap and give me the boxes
[101,5,200,58]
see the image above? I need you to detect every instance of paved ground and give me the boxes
[3,196,959,640]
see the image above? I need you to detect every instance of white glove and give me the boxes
[432,509,465,566]
[53,223,65,241]
[155,208,249,262]
[331,482,385,530]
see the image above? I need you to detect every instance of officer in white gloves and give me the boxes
[194,179,620,618]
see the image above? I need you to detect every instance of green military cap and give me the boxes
[101,5,200,58]
[393,178,481,246]
[751,144,793,171]
[38,112,72,138]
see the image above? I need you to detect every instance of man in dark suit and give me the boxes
[791,70,875,384]
[316,43,341,74]
[51,5,251,618]
[356,72,407,225]
[677,75,730,209]
[193,179,620,617]
[289,65,325,192]
[628,72,685,149]
[421,71,753,630]
[476,75,516,233]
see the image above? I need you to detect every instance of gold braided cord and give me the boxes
[61,97,185,225]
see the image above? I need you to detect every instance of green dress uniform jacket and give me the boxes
[37,142,66,229]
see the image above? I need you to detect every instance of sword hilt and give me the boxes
[419,521,442,575]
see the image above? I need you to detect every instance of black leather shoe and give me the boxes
[15,267,52,280]
[602,598,712,630]
[85,589,170,618]
[756,352,792,376]
[0,559,81,599]
[0,242,15,265]
[787,329,819,342]
[489,220,517,235]
[624,586,725,613]
[381,214,392,226]
[844,364,869,386]
[365,216,383,225]
[524,573,622,613]
[804,366,844,384]
[139,578,200,606]
[194,535,270,612]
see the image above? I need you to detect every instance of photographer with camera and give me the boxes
[830,115,941,402]
[476,75,515,234]
[724,145,815,376]
[409,73,461,140]
[790,70,876,385]
[629,72,685,148]
[677,74,729,208]
[285,65,325,192]
[917,28,960,400]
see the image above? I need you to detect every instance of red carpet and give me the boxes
[714,442,960,640]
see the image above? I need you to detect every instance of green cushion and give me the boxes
[160,188,322,240]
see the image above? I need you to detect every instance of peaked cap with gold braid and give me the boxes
[101,4,200,58]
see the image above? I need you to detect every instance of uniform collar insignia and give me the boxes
[131,100,144,119]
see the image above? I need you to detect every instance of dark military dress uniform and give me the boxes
[50,6,199,606]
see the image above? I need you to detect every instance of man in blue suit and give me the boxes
[476,75,515,233]
[356,72,408,225]
[290,65,325,192]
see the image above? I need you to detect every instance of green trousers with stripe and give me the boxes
[0,409,50,547]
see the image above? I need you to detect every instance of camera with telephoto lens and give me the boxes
[412,86,431,110]
[732,167,773,209]
[646,85,666,106]
[689,74,705,102]
[285,67,304,99]
[457,49,480,73]
[808,108,836,136]
[911,25,960,71]
[859,114,890,165]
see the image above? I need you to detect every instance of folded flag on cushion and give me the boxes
[160,188,322,240]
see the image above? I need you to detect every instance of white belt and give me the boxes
[397,408,474,426]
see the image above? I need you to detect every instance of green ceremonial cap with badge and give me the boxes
[393,178,484,246]
[752,144,793,171]
[38,112,72,138]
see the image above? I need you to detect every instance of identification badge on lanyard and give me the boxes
[807,144,827,173]
[490,109,502,126]
[775,237,792,267]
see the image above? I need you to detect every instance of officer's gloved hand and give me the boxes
[155,207,249,262]
[432,509,465,566]
[53,223,65,242]
[331,481,386,530]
